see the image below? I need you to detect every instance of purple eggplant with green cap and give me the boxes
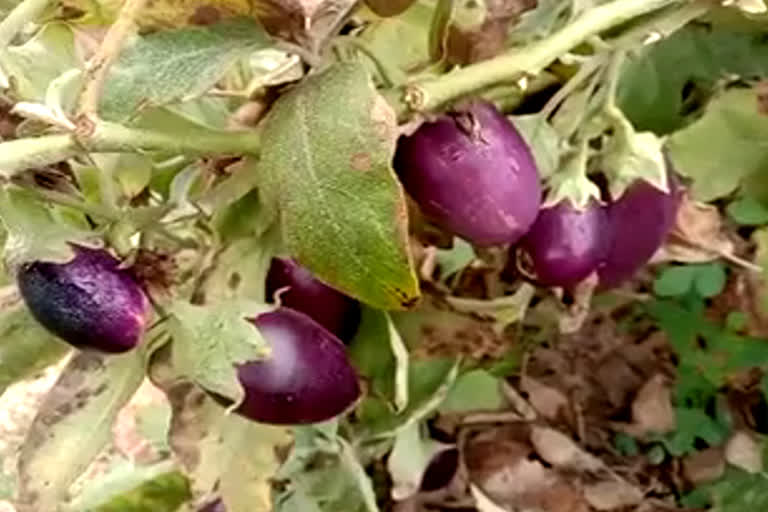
[517,199,608,288]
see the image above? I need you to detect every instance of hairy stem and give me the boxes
[0,122,261,179]
[78,0,148,118]
[399,0,685,114]
[0,0,50,49]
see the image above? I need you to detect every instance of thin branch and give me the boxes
[397,0,687,115]
[0,121,261,179]
[0,0,51,49]
[78,0,148,119]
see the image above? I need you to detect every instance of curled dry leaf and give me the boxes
[725,430,763,473]
[465,428,557,507]
[583,480,643,511]
[520,376,568,421]
[682,447,726,484]
[530,426,603,472]
[558,272,598,334]
[655,193,734,264]
[445,0,538,66]
[629,374,676,437]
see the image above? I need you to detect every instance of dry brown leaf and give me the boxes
[630,374,676,436]
[530,426,603,472]
[725,430,763,473]
[656,194,734,264]
[683,447,726,484]
[445,0,538,66]
[583,480,644,511]
[520,376,568,421]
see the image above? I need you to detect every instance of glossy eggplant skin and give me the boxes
[394,100,541,247]
[598,179,682,289]
[365,0,416,16]
[198,499,225,512]
[265,257,361,343]
[517,200,608,288]
[17,246,150,353]
[213,308,360,425]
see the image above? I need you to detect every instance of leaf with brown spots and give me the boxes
[256,60,419,310]
[16,350,145,511]
[164,382,290,511]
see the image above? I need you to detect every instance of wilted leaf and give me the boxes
[444,0,537,65]
[0,23,79,102]
[165,383,289,512]
[660,195,735,263]
[387,423,450,500]
[667,88,768,201]
[17,351,146,511]
[168,299,271,404]
[0,286,69,397]
[583,480,643,511]
[101,18,271,122]
[358,1,433,74]
[725,431,763,473]
[529,426,602,472]
[256,60,419,310]
[630,374,676,436]
[683,447,726,484]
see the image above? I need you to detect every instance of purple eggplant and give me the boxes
[265,257,361,343]
[211,308,360,425]
[598,179,682,288]
[517,200,608,288]
[365,0,417,16]
[17,246,150,353]
[198,499,225,512]
[420,448,460,491]
[394,100,541,246]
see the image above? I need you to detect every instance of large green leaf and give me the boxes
[17,351,146,510]
[618,24,768,134]
[100,17,271,122]
[0,286,69,397]
[256,60,419,310]
[667,88,768,201]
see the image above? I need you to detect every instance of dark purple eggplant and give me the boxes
[517,200,608,288]
[211,308,360,425]
[394,100,541,246]
[365,0,416,16]
[17,246,150,353]
[598,179,682,289]
[420,448,460,491]
[198,499,225,512]
[265,257,361,343]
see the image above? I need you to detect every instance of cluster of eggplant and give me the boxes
[15,99,678,428]
[16,247,363,425]
[395,100,681,290]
